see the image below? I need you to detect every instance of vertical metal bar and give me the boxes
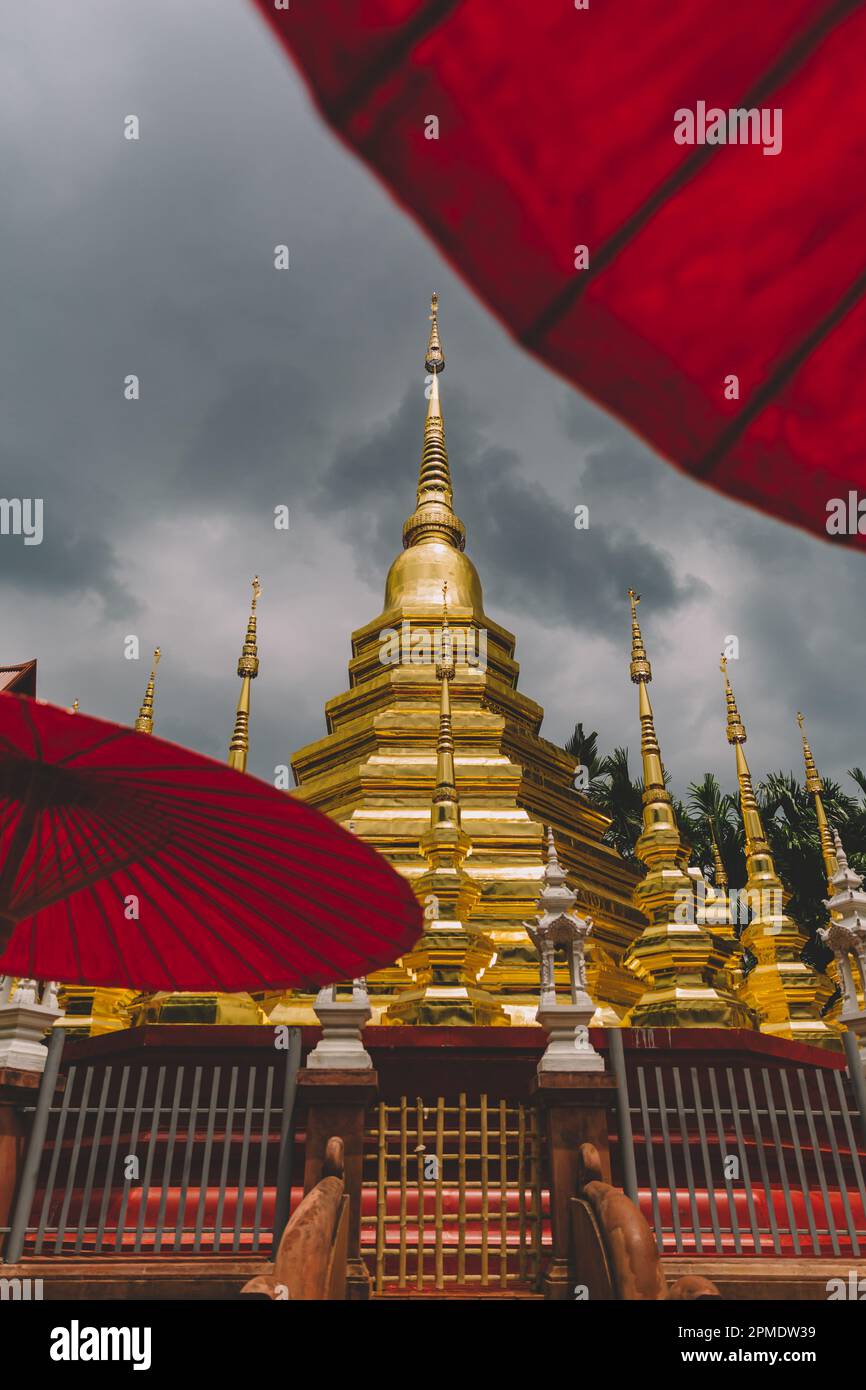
[54,1066,94,1253]
[690,1067,723,1254]
[480,1093,489,1285]
[35,1060,77,1254]
[636,1068,661,1247]
[96,1064,130,1254]
[843,1029,866,1149]
[654,1068,682,1254]
[816,1069,859,1256]
[231,1066,257,1253]
[779,1068,820,1255]
[743,1070,782,1255]
[761,1068,801,1258]
[708,1068,742,1255]
[271,1029,301,1246]
[213,1066,239,1254]
[608,1026,639,1203]
[133,1065,166,1253]
[398,1096,408,1288]
[796,1068,839,1257]
[833,1070,866,1243]
[672,1069,702,1254]
[173,1065,203,1254]
[434,1098,445,1291]
[154,1067,185,1254]
[74,1066,113,1254]
[376,1101,387,1295]
[251,1065,274,1256]
[193,1067,221,1254]
[5,1026,65,1263]
[113,1067,149,1252]
[725,1068,762,1254]
[457,1092,467,1285]
[415,1099,425,1291]
[499,1100,508,1288]
[517,1103,527,1283]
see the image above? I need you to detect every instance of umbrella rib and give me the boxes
[75,800,346,986]
[53,802,134,984]
[135,793,415,924]
[150,811,416,947]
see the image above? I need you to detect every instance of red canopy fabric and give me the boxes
[253,0,866,549]
[0,694,421,992]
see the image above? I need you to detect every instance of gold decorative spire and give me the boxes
[627,590,672,828]
[385,581,503,1025]
[623,594,750,1028]
[425,290,444,374]
[431,583,458,814]
[798,712,839,894]
[228,577,261,773]
[720,655,763,849]
[135,648,161,734]
[402,294,466,553]
[708,816,728,892]
[70,699,79,714]
[720,658,836,1044]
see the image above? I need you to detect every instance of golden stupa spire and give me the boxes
[719,657,835,1043]
[402,293,466,553]
[431,581,458,816]
[708,816,728,892]
[797,712,839,894]
[385,579,503,1025]
[623,594,750,1028]
[134,648,161,734]
[228,577,261,773]
[627,589,673,831]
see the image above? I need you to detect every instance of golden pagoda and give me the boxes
[283,294,644,1025]
[131,590,265,1026]
[57,653,164,1036]
[621,593,753,1028]
[704,816,746,996]
[720,658,837,1044]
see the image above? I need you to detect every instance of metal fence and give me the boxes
[622,1060,866,1257]
[3,1028,300,1262]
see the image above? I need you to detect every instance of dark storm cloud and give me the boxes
[312,383,695,634]
[0,0,863,796]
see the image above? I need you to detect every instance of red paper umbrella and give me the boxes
[252,0,866,550]
[0,693,421,992]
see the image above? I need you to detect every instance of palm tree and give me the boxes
[564,722,605,791]
[591,746,644,861]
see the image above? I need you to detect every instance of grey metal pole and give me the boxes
[842,1028,866,1150]
[4,1026,65,1263]
[271,1028,302,1244]
[607,1026,639,1204]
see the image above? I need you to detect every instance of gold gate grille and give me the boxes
[363,1093,547,1293]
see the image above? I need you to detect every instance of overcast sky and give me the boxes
[2,0,863,801]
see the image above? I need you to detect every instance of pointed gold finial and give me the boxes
[797,711,838,893]
[708,816,728,891]
[628,589,651,682]
[228,577,262,772]
[135,648,161,734]
[720,654,747,744]
[425,291,444,374]
[626,591,669,817]
[403,294,465,553]
[70,699,79,714]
